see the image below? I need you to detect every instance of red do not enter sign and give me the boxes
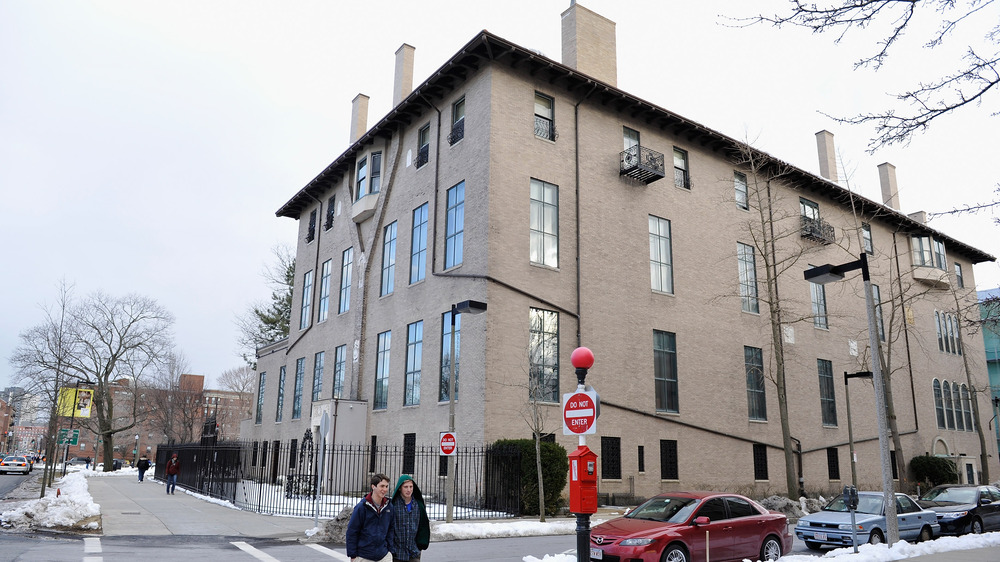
[562,391,598,435]
[439,431,457,456]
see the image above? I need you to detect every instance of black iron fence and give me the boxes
[154,439,522,519]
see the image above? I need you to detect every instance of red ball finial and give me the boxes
[571,347,595,369]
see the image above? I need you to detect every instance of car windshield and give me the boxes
[824,495,884,515]
[921,487,977,503]
[626,496,699,523]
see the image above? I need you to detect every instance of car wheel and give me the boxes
[661,544,689,562]
[919,525,933,542]
[760,535,782,561]
[868,529,885,545]
[971,517,984,534]
[804,540,824,551]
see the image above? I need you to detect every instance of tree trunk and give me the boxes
[534,429,546,522]
[952,288,991,483]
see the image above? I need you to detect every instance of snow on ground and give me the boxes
[4,467,1000,561]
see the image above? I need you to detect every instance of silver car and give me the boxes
[795,492,939,550]
[0,455,31,475]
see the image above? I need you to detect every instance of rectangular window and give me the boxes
[873,284,885,341]
[653,330,678,413]
[912,235,934,267]
[339,248,353,314]
[374,331,391,410]
[440,310,461,402]
[745,346,766,421]
[529,308,559,402]
[403,433,416,474]
[306,209,316,243]
[534,92,554,140]
[810,280,829,329]
[862,223,873,254]
[737,242,759,313]
[818,359,837,426]
[449,97,465,144]
[673,147,689,188]
[934,380,946,429]
[255,372,266,424]
[405,321,423,406]
[753,443,768,480]
[381,221,397,296]
[324,195,335,230]
[637,445,645,473]
[312,351,324,402]
[370,152,382,194]
[623,126,639,150]
[660,439,678,480]
[417,124,430,168]
[276,366,286,422]
[318,259,332,323]
[932,238,947,269]
[292,359,304,419]
[333,344,346,399]
[410,203,428,284]
[299,270,313,330]
[734,171,748,210]
[649,215,673,293]
[936,311,962,355]
[601,436,621,480]
[445,181,465,268]
[529,178,559,267]
[355,156,368,199]
[955,263,964,288]
[800,197,820,221]
[827,448,841,480]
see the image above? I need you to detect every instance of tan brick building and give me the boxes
[242,3,997,499]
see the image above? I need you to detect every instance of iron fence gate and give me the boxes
[155,439,521,519]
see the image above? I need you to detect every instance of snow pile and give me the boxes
[779,532,1000,561]
[433,517,606,541]
[0,472,100,531]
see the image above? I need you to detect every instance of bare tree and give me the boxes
[218,364,256,419]
[143,352,203,445]
[235,245,294,368]
[751,0,1000,151]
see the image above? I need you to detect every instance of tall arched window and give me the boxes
[933,379,946,429]
[953,383,965,431]
[961,385,974,431]
[943,381,956,430]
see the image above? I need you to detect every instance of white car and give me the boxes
[0,456,31,475]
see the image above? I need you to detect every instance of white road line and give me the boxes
[83,557,103,562]
[231,541,281,562]
[83,537,102,553]
[306,544,350,560]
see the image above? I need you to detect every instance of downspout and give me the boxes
[420,94,443,274]
[285,194,323,355]
[573,82,599,347]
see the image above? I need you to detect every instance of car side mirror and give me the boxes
[693,516,710,526]
[623,507,632,516]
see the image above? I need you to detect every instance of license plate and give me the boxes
[814,532,828,541]
[590,548,603,560]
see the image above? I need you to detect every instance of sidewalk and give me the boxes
[88,475,316,538]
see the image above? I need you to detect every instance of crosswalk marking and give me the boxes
[83,537,102,553]
[231,541,281,562]
[306,544,350,560]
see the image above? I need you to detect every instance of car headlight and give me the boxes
[619,538,656,546]
[838,524,865,531]
[938,511,968,520]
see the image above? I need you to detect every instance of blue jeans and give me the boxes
[138,469,147,482]
[166,474,177,493]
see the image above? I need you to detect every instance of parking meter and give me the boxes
[843,485,859,510]
[569,445,598,514]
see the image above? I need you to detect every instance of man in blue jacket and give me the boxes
[346,473,394,562]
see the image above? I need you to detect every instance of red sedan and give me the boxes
[590,491,792,562]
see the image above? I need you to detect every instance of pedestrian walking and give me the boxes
[165,453,180,494]
[346,473,394,562]
[136,455,151,482]
[85,457,91,470]
[390,475,430,561]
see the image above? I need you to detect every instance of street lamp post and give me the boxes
[844,371,873,488]
[805,253,899,544]
[445,299,487,523]
[134,434,140,464]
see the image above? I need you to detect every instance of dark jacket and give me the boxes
[137,458,150,471]
[346,492,394,560]
[391,474,430,553]
[165,458,180,476]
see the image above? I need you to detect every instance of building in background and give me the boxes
[242,2,997,497]
[980,289,1000,456]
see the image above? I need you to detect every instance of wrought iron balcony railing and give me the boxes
[447,118,465,145]
[800,216,836,244]
[416,144,429,168]
[534,116,556,141]
[620,145,666,184]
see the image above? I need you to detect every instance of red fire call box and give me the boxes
[568,445,598,514]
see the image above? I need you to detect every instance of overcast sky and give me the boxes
[2,0,997,388]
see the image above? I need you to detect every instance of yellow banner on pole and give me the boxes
[57,388,93,418]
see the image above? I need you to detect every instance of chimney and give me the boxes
[815,130,838,183]
[350,93,369,144]
[908,211,926,224]
[878,162,900,210]
[393,43,415,107]
[561,2,617,86]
